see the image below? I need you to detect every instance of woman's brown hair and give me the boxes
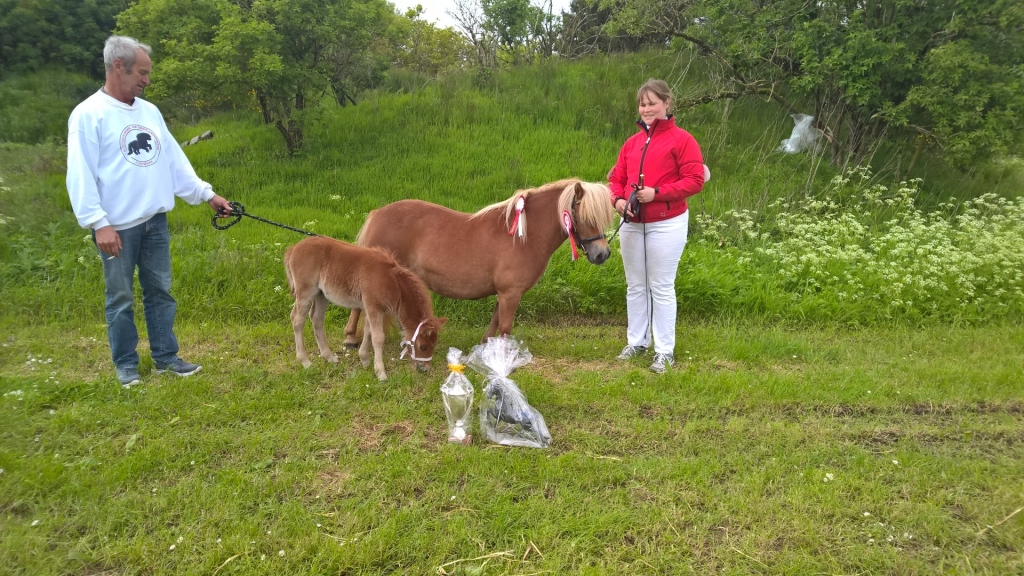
[636,79,673,109]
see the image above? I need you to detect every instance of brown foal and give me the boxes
[284,236,447,381]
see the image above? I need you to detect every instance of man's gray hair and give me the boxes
[103,36,152,73]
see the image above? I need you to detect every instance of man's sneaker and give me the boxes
[616,345,647,361]
[650,352,674,374]
[116,365,141,388]
[155,357,202,377]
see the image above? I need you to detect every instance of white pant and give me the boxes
[619,211,688,354]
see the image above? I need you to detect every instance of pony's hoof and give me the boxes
[376,373,388,382]
[343,342,359,350]
[300,359,313,368]
[360,358,370,368]
[323,354,339,364]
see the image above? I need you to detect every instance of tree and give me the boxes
[390,6,472,77]
[0,0,126,79]
[448,0,559,66]
[117,0,396,155]
[603,0,1024,168]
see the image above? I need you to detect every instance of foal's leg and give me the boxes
[310,292,339,363]
[360,309,388,381]
[357,309,372,367]
[290,295,314,368]
[343,309,362,349]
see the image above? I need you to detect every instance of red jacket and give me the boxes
[609,116,704,223]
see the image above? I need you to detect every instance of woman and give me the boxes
[608,79,705,373]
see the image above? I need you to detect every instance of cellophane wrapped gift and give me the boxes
[466,337,551,448]
[440,348,474,445]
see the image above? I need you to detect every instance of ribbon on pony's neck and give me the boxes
[508,196,526,239]
[400,320,432,361]
[561,210,579,261]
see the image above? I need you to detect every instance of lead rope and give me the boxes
[212,201,319,237]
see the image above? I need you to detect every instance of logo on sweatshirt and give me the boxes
[120,125,161,167]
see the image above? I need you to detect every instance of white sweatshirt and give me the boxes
[66,89,214,231]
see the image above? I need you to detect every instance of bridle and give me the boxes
[567,196,607,257]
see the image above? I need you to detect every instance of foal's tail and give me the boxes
[282,245,297,298]
[355,209,377,246]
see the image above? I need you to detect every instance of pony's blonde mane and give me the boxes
[557,181,616,234]
[470,178,614,242]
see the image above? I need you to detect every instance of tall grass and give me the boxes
[1,52,1022,329]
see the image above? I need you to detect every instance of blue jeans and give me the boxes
[94,213,179,369]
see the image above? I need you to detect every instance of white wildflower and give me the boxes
[823,473,835,482]
[31,520,40,527]
[278,550,285,557]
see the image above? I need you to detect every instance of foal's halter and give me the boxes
[399,320,433,362]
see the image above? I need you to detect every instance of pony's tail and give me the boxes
[282,245,296,298]
[355,210,376,246]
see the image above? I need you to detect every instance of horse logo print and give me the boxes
[119,124,161,167]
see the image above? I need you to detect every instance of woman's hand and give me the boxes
[635,186,657,203]
[614,197,636,220]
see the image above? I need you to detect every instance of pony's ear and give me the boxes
[435,317,449,328]
[572,181,586,202]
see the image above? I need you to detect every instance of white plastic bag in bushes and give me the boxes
[466,337,551,448]
[777,113,823,154]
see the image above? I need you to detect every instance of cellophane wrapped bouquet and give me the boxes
[466,337,551,448]
[440,348,474,445]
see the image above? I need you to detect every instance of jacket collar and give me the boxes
[635,115,676,134]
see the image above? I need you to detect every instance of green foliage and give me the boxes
[604,0,1024,168]
[117,0,398,154]
[0,69,98,144]
[0,0,121,79]
[697,167,1024,323]
[389,7,472,77]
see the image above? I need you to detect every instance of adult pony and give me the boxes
[284,236,447,381]
[343,178,616,343]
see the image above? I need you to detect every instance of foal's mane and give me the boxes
[470,178,614,241]
[382,249,433,317]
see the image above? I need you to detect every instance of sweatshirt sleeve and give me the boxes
[654,132,704,202]
[162,116,214,205]
[66,110,110,230]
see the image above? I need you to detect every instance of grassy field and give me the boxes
[2,52,1023,573]
[2,321,1023,574]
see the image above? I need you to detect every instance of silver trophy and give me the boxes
[440,348,474,444]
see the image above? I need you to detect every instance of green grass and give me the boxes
[2,52,1024,573]
[1,322,1023,574]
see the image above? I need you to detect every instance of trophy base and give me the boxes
[447,434,472,446]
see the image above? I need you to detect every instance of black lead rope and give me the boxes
[212,201,319,237]
[606,189,640,245]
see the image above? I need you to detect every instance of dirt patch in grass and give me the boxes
[529,356,619,383]
[346,418,417,452]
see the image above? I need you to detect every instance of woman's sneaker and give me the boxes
[650,353,674,374]
[616,345,647,360]
[155,357,202,377]
[116,365,141,388]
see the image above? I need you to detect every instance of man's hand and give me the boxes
[95,226,121,258]
[208,194,232,215]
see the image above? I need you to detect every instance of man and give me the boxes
[66,35,232,387]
